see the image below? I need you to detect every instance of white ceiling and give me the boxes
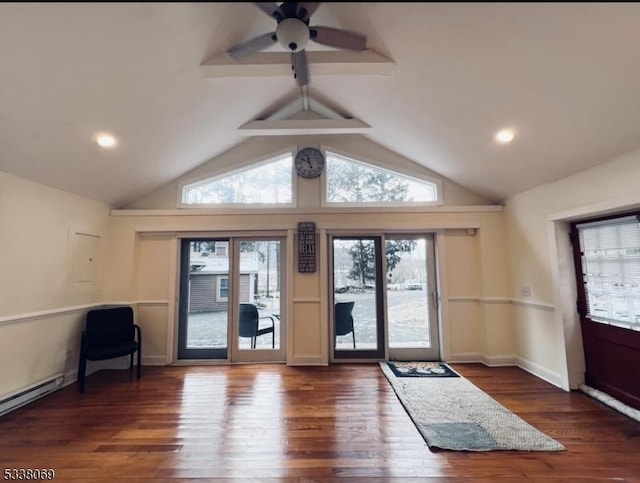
[2,3,640,207]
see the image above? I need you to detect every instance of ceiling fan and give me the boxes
[227,2,367,87]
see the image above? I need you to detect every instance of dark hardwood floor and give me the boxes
[1,363,639,482]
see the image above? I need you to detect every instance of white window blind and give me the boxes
[577,215,640,331]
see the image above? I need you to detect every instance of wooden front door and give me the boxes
[571,213,640,410]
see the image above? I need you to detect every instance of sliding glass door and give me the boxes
[330,233,440,362]
[232,238,285,363]
[332,236,385,359]
[386,235,440,361]
[178,239,230,360]
[177,236,286,362]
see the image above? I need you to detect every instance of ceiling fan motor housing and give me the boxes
[276,18,310,52]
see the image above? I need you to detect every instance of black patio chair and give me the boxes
[78,306,141,393]
[239,303,275,349]
[335,301,356,348]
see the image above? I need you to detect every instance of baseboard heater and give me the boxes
[0,373,64,417]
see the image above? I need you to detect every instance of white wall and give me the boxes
[0,171,111,399]
[505,148,640,389]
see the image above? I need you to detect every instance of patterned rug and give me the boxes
[380,361,565,452]
[387,361,459,378]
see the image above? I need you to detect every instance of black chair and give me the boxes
[239,303,275,349]
[78,306,141,393]
[335,301,356,348]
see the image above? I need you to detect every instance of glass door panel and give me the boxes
[386,235,440,361]
[233,238,285,362]
[332,237,385,359]
[177,239,230,360]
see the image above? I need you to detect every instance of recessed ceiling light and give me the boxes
[96,133,117,148]
[494,129,515,144]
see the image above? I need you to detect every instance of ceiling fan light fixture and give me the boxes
[276,18,310,52]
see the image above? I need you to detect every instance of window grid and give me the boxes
[218,277,229,302]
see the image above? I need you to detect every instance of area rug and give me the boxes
[387,361,459,378]
[380,361,565,452]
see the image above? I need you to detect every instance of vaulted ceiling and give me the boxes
[2,3,640,208]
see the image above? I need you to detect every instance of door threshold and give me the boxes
[579,384,640,423]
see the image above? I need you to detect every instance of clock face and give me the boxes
[295,147,325,179]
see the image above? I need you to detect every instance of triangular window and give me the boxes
[182,153,293,206]
[325,151,440,204]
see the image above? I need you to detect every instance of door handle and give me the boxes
[431,290,439,310]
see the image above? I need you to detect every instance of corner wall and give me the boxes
[0,171,111,399]
[505,148,640,389]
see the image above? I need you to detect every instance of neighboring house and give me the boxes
[188,246,258,313]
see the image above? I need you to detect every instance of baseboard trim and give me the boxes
[447,352,484,363]
[482,354,518,366]
[516,356,564,389]
[447,353,517,367]
[288,357,327,366]
[446,353,565,389]
[142,355,167,366]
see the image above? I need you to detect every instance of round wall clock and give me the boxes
[295,147,325,179]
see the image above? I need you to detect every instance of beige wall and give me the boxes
[5,130,640,405]
[108,134,510,368]
[0,172,110,316]
[441,222,515,365]
[106,209,513,367]
[505,148,640,389]
[126,134,492,209]
[0,171,111,399]
[0,133,514,403]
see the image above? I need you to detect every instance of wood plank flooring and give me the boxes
[1,363,639,482]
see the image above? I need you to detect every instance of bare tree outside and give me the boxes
[184,155,293,204]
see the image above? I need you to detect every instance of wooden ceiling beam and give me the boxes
[202,49,395,78]
[238,118,372,136]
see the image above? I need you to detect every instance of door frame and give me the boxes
[229,236,287,363]
[329,234,386,361]
[328,230,442,362]
[177,237,231,360]
[570,212,640,409]
[176,232,287,364]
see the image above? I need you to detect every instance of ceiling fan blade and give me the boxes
[310,26,366,50]
[253,3,285,21]
[293,50,309,87]
[297,3,321,22]
[227,32,277,59]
